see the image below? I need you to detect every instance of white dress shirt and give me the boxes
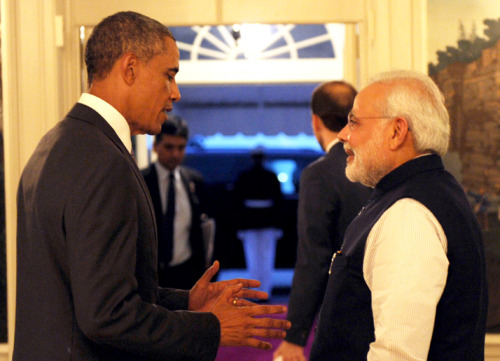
[325,138,340,153]
[78,93,132,153]
[154,162,192,267]
[364,198,449,361]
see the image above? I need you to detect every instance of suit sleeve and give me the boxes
[285,164,340,346]
[65,151,220,361]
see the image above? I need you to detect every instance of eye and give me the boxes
[165,72,175,81]
[348,118,359,129]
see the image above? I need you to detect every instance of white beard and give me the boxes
[345,134,391,188]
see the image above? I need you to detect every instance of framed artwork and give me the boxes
[428,0,500,332]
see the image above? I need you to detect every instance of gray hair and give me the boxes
[85,11,175,87]
[368,70,450,156]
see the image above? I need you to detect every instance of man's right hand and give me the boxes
[273,340,307,361]
[210,283,291,349]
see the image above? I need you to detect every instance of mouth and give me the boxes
[162,108,172,121]
[344,147,355,163]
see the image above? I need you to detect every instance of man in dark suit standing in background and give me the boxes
[274,81,371,361]
[234,149,284,297]
[14,11,290,361]
[142,116,208,289]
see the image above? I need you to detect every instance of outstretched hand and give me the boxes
[274,340,307,361]
[188,260,269,312]
[211,283,291,349]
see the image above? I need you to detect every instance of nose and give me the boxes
[338,124,349,143]
[172,146,185,159]
[171,80,181,103]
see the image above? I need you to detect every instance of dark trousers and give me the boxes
[158,257,201,290]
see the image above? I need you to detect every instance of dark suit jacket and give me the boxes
[233,165,283,230]
[14,103,220,361]
[141,164,206,275]
[285,142,371,346]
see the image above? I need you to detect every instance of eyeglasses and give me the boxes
[347,112,396,130]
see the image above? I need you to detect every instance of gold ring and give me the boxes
[232,298,237,306]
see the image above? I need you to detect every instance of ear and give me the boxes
[311,114,323,133]
[388,117,411,150]
[120,52,139,86]
[152,140,159,153]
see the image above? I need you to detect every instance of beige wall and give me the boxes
[8,1,495,360]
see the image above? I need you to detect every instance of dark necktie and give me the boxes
[162,172,176,265]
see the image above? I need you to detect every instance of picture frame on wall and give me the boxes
[428,0,500,333]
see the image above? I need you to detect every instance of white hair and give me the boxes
[368,70,450,156]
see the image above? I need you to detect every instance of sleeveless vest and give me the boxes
[310,155,488,361]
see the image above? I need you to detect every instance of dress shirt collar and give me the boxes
[154,162,179,181]
[325,138,340,153]
[78,93,133,153]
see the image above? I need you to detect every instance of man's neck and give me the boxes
[322,133,339,152]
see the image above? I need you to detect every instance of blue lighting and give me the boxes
[266,159,298,195]
[278,172,289,183]
[188,132,322,151]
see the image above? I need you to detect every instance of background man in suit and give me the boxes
[309,70,487,360]
[234,149,284,296]
[274,81,371,361]
[142,116,208,289]
[14,11,290,361]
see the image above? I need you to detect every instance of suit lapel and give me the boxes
[66,103,158,240]
[179,167,198,206]
[145,165,163,226]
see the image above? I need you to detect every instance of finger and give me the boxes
[220,283,244,302]
[248,304,288,317]
[250,317,291,331]
[235,289,268,300]
[234,298,259,307]
[245,338,273,350]
[246,327,287,340]
[224,278,261,289]
[198,260,220,284]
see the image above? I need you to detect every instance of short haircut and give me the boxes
[311,81,357,132]
[85,11,175,87]
[155,115,189,143]
[369,70,450,156]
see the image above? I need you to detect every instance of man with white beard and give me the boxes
[309,70,488,361]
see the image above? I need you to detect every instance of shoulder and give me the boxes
[369,198,447,256]
[180,166,203,182]
[141,164,156,178]
[301,150,343,181]
[41,117,125,170]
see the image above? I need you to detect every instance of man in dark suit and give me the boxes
[14,11,290,361]
[234,149,284,296]
[274,81,371,361]
[142,117,207,289]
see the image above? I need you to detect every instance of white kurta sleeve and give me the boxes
[364,198,448,361]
